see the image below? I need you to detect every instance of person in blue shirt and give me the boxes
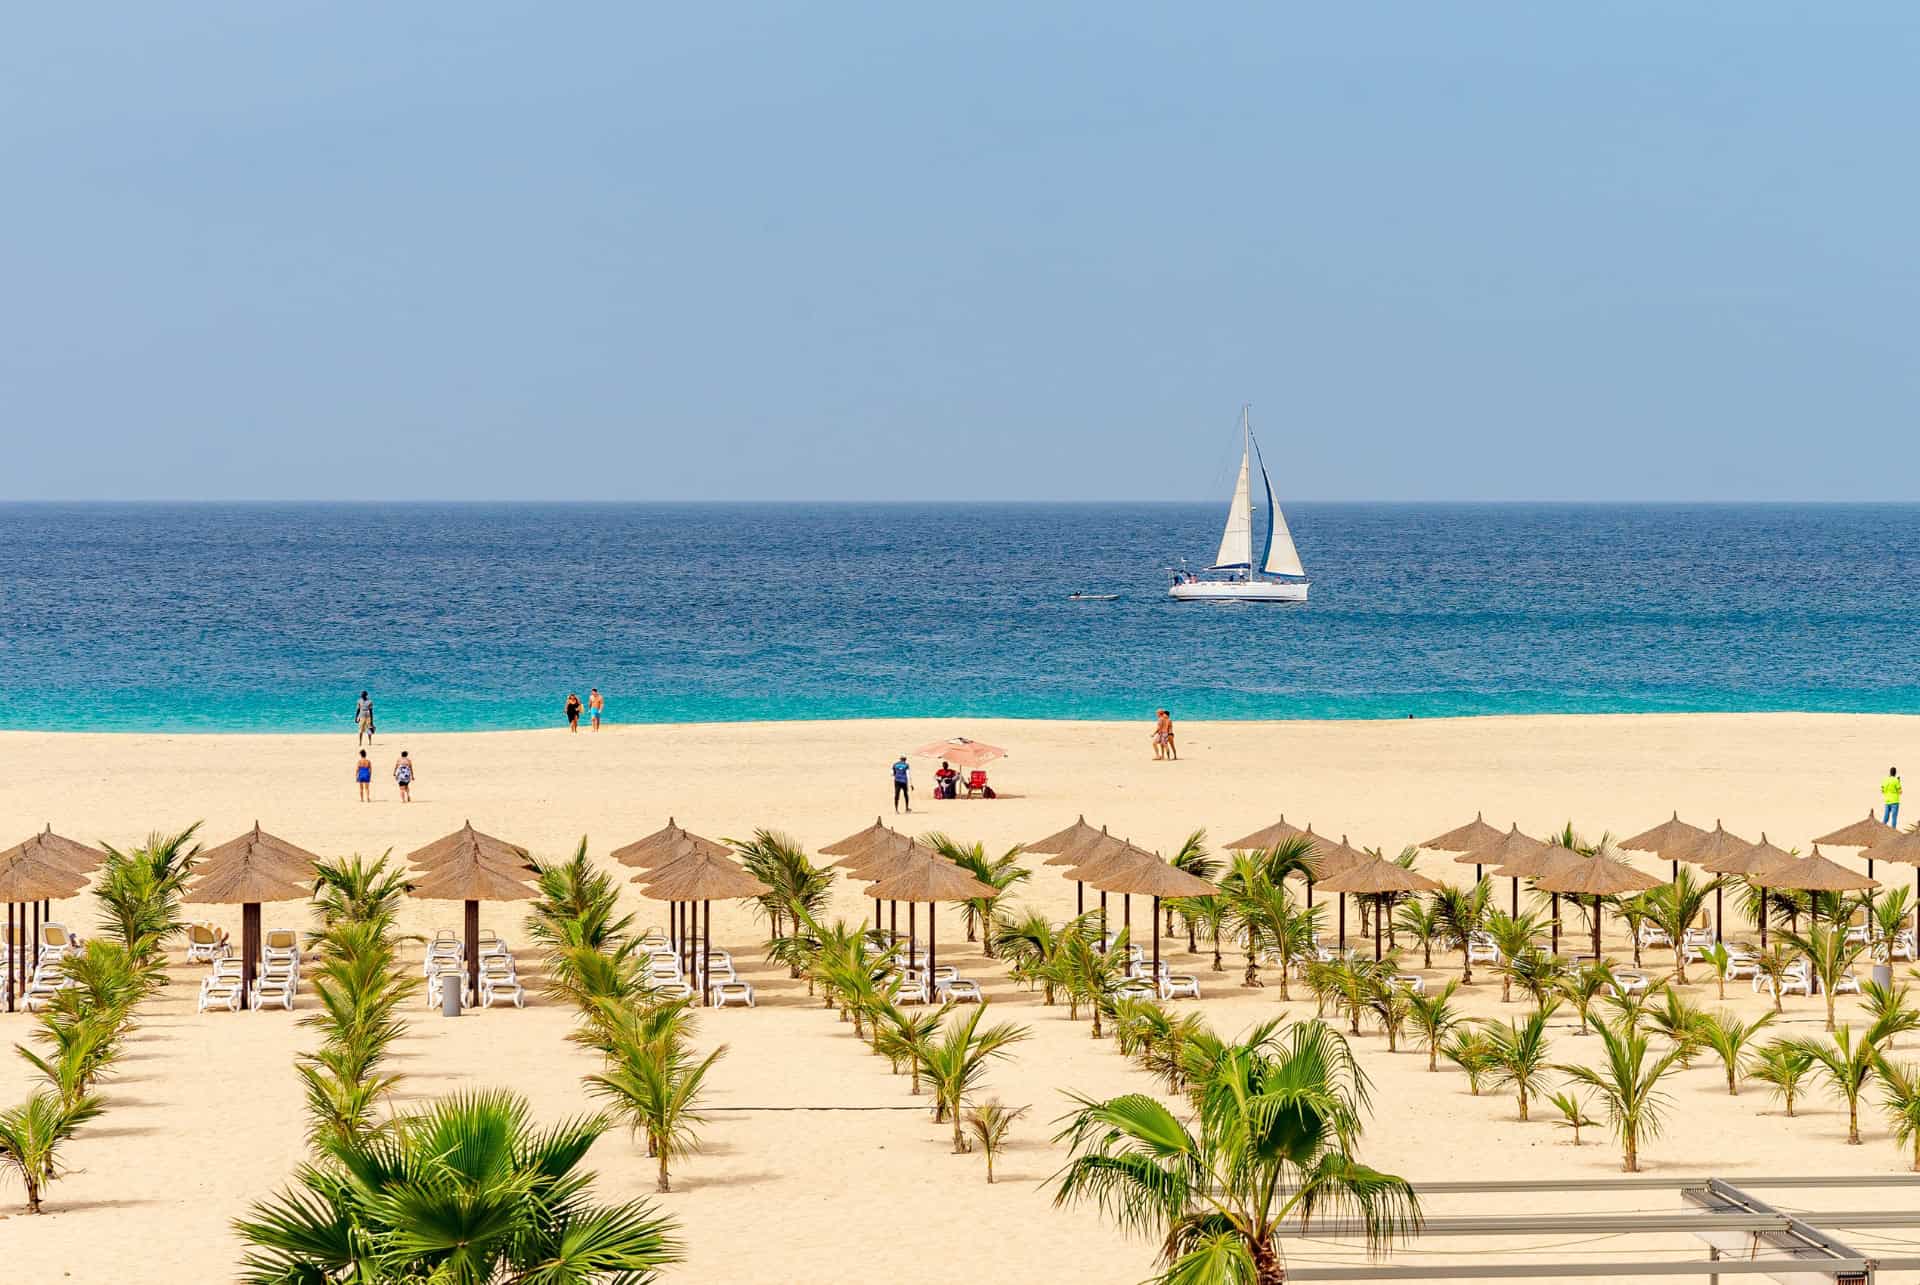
[892,756,911,814]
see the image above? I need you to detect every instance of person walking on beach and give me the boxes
[892,754,912,813]
[393,750,415,802]
[565,692,583,733]
[1885,766,1903,827]
[589,687,604,732]
[355,691,376,746]
[1152,709,1177,761]
[355,750,373,802]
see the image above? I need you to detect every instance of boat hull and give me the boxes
[1168,579,1308,603]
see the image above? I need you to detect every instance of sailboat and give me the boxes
[1169,406,1309,603]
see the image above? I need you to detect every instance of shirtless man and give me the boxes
[589,687,604,732]
[1152,709,1177,761]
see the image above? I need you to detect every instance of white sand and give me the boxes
[3,713,1918,1282]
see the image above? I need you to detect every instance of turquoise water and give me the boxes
[2,502,1917,732]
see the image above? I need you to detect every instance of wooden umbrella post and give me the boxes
[909,903,917,966]
[1151,896,1161,983]
[1591,894,1601,960]
[928,902,937,993]
[1076,881,1083,915]
[1123,894,1132,940]
[242,901,261,1004]
[1338,894,1346,950]
[1373,896,1383,962]
[465,898,481,998]
[6,902,14,1012]
[1550,893,1560,954]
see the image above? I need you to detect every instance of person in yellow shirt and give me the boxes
[1884,767,1903,828]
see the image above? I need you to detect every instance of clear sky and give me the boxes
[4,5,1915,501]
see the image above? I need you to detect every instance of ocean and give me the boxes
[2,502,1917,733]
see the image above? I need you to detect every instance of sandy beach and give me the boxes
[5,712,1920,1282]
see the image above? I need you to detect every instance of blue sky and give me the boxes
[4,5,1915,501]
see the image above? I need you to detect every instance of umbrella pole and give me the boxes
[1511,878,1519,919]
[700,900,710,1007]
[1076,881,1083,916]
[1306,878,1313,908]
[1760,890,1768,948]
[1374,897,1383,962]
[1868,858,1875,909]
[1672,859,1678,881]
[1715,887,1723,945]
[1124,894,1132,940]
[1591,895,1601,961]
[890,901,897,940]
[1475,864,1483,884]
[466,899,480,999]
[1152,897,1161,982]
[1338,895,1346,951]
[910,903,917,964]
[929,903,937,993]
[243,901,261,1007]
[1550,893,1560,954]
[6,902,13,1012]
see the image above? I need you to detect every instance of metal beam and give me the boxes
[1401,1173,1920,1193]
[1274,1212,1790,1238]
[1284,1259,1870,1281]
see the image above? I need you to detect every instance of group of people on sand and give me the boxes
[565,688,605,732]
[1151,708,1178,760]
[353,691,415,802]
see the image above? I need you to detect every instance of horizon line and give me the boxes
[6,497,1920,507]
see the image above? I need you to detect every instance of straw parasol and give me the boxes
[0,831,96,1014]
[1026,816,1105,856]
[1697,833,1791,945]
[610,818,729,869]
[1534,852,1662,960]
[837,831,944,946]
[185,839,315,1002]
[1862,828,1920,940]
[1747,845,1878,946]
[197,821,320,883]
[1300,834,1374,940]
[1224,815,1310,852]
[1095,857,1214,978]
[1050,829,1125,916]
[1065,838,1160,938]
[820,817,894,860]
[640,853,768,1006]
[1422,812,1507,856]
[1816,811,1898,851]
[1461,825,1548,913]
[1493,844,1585,954]
[407,827,538,998]
[1619,812,1712,880]
[913,737,1006,770]
[863,860,999,988]
[1315,858,1440,959]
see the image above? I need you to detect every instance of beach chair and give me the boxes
[1466,932,1499,967]
[638,928,669,949]
[1160,971,1200,1000]
[1722,946,1760,980]
[1116,978,1157,1001]
[712,979,756,1007]
[894,971,931,1005]
[1606,970,1651,998]
[478,957,525,1009]
[963,769,989,798]
[424,939,463,976]
[477,930,511,961]
[1831,970,1862,997]
[1846,923,1872,949]
[1893,931,1917,962]
[198,967,243,1013]
[941,977,984,1004]
[1391,973,1426,995]
[1637,921,1672,950]
[424,961,472,1009]
[184,922,229,963]
[251,965,296,1011]
[1756,959,1811,998]
[706,948,734,971]
[262,929,300,968]
[652,979,696,1002]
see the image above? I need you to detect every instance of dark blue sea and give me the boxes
[2,503,1917,732]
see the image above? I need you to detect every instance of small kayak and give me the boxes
[1067,592,1120,601]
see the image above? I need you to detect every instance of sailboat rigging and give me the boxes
[1169,406,1310,603]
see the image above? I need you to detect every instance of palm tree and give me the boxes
[1872,887,1916,962]
[1794,1027,1881,1145]
[1052,1021,1420,1285]
[1644,989,1711,1067]
[1394,898,1444,969]
[1366,970,1414,1052]
[1430,882,1492,984]
[587,1029,728,1191]
[1864,979,1920,1050]
[526,839,634,957]
[311,851,414,945]
[0,1091,104,1214]
[93,824,200,963]
[1699,943,1736,1001]
[1166,829,1219,946]
[1784,924,1868,1032]
[1483,1002,1557,1121]
[238,1089,679,1280]
[1699,1010,1774,1095]
[918,1004,1030,1153]
[1555,1016,1685,1172]
[1749,1039,1815,1117]
[1554,962,1611,1036]
[874,1003,947,1094]
[1644,868,1718,984]
[1408,979,1464,1072]
[1547,1089,1596,1146]
[733,829,833,956]
[1506,948,1567,1013]
[1485,911,1543,1004]
[1753,944,1799,1014]
[1049,924,1129,1037]
[1874,1054,1920,1171]
[993,910,1067,1003]
[1441,1029,1497,1095]
[928,834,1029,954]
[964,1099,1028,1182]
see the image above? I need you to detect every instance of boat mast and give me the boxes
[1242,404,1254,583]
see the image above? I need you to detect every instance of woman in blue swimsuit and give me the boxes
[355,750,373,802]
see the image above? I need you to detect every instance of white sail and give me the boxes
[1210,449,1253,569]
[1257,453,1305,578]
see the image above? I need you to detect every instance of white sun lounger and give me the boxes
[711,979,756,1008]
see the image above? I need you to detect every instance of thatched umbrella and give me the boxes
[1492,844,1584,954]
[197,822,319,883]
[183,848,313,1003]
[640,853,768,1006]
[1699,833,1791,944]
[1747,846,1878,948]
[1026,816,1105,856]
[1302,834,1373,943]
[1224,815,1311,852]
[1462,825,1548,916]
[407,826,537,997]
[1619,812,1712,881]
[863,860,998,988]
[1065,837,1160,940]
[839,830,942,942]
[1815,811,1900,901]
[1863,828,1920,941]
[1053,829,1127,918]
[1315,858,1440,959]
[1534,852,1662,960]
[615,826,733,959]
[1421,812,1507,862]
[820,817,895,859]
[1094,856,1214,978]
[0,836,92,1013]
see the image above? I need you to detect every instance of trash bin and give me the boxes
[1873,962,1893,990]
[441,972,463,1016]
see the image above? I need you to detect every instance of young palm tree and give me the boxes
[1873,1055,1920,1171]
[1166,829,1219,946]
[1408,979,1464,1072]
[1220,851,1280,989]
[1485,911,1543,1004]
[964,1099,1028,1182]
[1547,1089,1597,1146]
[1554,962,1610,1035]
[733,828,833,955]
[1699,943,1735,1001]
[310,851,414,946]
[1607,891,1656,969]
[1483,1002,1558,1121]
[928,833,1029,954]
[1394,897,1444,969]
[93,824,201,963]
[1644,989,1711,1067]
[1794,1027,1881,1145]
[1555,1016,1685,1172]
[526,839,634,957]
[1749,1039,1815,1117]
[1752,944,1799,1015]
[1872,887,1916,961]
[0,1091,104,1214]
[1698,1010,1775,1095]
[238,1089,680,1280]
[1441,1029,1497,1095]
[1050,925,1129,1037]
[1506,947,1567,1012]
[1783,924,1868,1032]
[1863,979,1920,1050]
[1052,1020,1420,1285]
[874,1003,948,1094]
[587,1029,729,1191]
[918,1004,1030,1153]
[1366,971,1414,1052]
[1430,881,1492,984]
[993,909,1069,1003]
[1643,867,1719,984]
